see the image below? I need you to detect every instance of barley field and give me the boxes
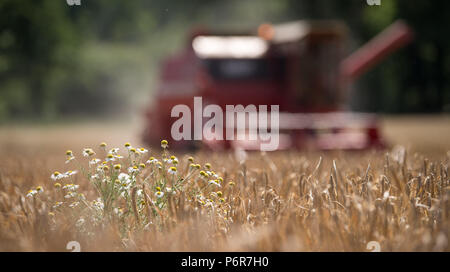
[0,116,449,251]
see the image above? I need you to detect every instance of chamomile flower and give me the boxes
[64,170,78,177]
[118,173,131,184]
[156,162,163,169]
[51,171,64,181]
[210,171,219,179]
[120,182,131,191]
[208,180,221,187]
[205,163,212,170]
[146,157,158,164]
[90,173,99,180]
[168,166,177,175]
[155,191,164,198]
[167,156,178,164]
[114,164,121,170]
[26,190,37,198]
[114,208,124,216]
[109,148,119,154]
[138,147,148,154]
[124,142,132,149]
[161,140,168,149]
[139,163,146,169]
[63,184,79,191]
[82,148,95,157]
[204,199,214,207]
[128,165,139,174]
[54,183,61,189]
[65,150,75,163]
[199,171,209,179]
[89,158,101,165]
[65,192,77,199]
[92,198,104,210]
[36,186,44,193]
[53,202,63,209]
[99,142,107,148]
[69,202,79,208]
[106,153,116,162]
[187,156,194,163]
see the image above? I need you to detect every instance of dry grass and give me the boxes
[0,117,449,252]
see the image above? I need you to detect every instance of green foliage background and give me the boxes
[0,0,449,122]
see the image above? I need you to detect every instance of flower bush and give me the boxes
[26,140,232,239]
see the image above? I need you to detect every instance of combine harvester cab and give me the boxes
[143,20,413,151]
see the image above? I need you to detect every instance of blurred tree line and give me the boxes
[0,0,449,122]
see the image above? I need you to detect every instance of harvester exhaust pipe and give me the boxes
[340,20,414,83]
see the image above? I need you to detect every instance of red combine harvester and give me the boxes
[143,20,413,150]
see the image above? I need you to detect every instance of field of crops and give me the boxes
[0,116,448,251]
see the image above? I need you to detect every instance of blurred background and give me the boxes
[0,0,449,153]
[1,0,450,121]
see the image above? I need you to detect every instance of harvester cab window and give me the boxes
[202,59,269,80]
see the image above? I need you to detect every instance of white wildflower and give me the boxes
[51,171,64,181]
[208,180,221,187]
[89,158,101,165]
[26,190,37,198]
[69,201,79,208]
[167,166,177,175]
